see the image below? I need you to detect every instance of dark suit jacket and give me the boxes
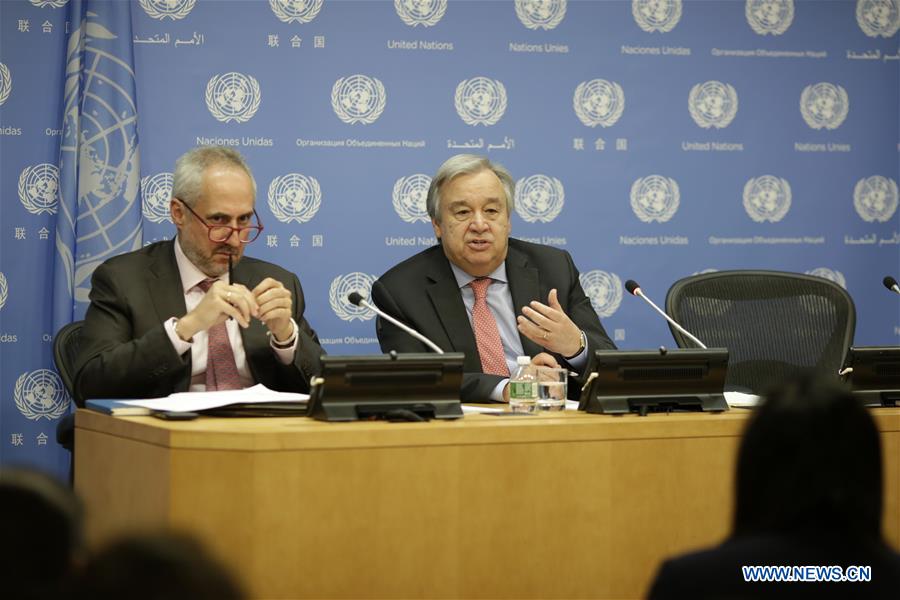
[73,240,323,404]
[371,238,616,402]
[648,533,900,600]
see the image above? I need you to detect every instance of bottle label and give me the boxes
[509,381,536,399]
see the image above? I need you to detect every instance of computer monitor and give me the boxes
[307,352,465,421]
[579,348,729,415]
[843,346,900,407]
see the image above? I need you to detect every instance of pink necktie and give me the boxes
[470,278,510,377]
[197,278,243,391]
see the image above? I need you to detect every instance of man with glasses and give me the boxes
[74,146,323,401]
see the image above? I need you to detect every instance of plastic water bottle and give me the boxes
[508,356,538,413]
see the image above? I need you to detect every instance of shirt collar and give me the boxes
[449,261,508,290]
[174,236,225,294]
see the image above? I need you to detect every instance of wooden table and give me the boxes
[75,407,900,599]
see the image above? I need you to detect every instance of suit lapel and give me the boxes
[148,242,188,323]
[506,245,544,357]
[424,255,481,369]
[232,259,271,382]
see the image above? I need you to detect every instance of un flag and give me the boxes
[52,0,142,333]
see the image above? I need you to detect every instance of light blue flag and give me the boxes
[52,0,142,334]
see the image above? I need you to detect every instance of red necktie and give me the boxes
[470,278,510,377]
[197,278,243,391]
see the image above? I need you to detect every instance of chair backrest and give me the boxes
[53,320,84,406]
[665,270,855,394]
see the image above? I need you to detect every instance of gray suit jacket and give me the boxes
[371,238,616,402]
[74,240,323,404]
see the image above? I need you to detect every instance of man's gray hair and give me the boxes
[171,146,257,207]
[426,154,514,223]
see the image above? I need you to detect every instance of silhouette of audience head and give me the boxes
[0,466,84,599]
[733,375,883,540]
[74,530,245,600]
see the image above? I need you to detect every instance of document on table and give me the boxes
[117,384,309,413]
[725,391,760,408]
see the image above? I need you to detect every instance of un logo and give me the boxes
[0,272,7,311]
[331,75,387,125]
[515,175,565,223]
[329,273,378,322]
[746,0,794,35]
[573,79,625,128]
[30,0,67,6]
[806,268,846,289]
[854,176,899,223]
[270,0,324,24]
[800,83,848,130]
[743,176,791,223]
[267,174,322,224]
[393,174,432,223]
[0,62,12,107]
[632,0,682,32]
[138,0,196,20]
[140,172,173,224]
[630,175,680,223]
[856,0,900,37]
[18,164,59,215]
[579,270,623,318]
[515,0,567,30]
[689,81,738,129]
[395,0,447,26]
[14,370,69,421]
[455,77,507,126]
[205,72,261,124]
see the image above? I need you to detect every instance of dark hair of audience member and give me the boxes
[0,466,84,599]
[732,376,882,540]
[74,530,245,600]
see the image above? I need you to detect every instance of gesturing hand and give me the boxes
[517,289,583,358]
[253,277,294,342]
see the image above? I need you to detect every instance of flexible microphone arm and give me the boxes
[625,280,708,349]
[348,293,445,354]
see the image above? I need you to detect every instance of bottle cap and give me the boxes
[516,356,531,365]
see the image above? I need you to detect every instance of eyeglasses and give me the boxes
[176,198,263,243]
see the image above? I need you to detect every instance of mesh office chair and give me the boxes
[665,271,855,395]
[52,320,84,467]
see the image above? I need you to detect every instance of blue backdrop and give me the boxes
[1,0,898,480]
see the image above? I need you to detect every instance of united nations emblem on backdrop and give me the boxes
[30,0,69,7]
[395,0,447,27]
[268,174,322,224]
[800,83,848,130]
[138,0,195,20]
[140,172,173,224]
[689,81,738,129]
[515,175,564,223]
[573,79,625,128]
[18,164,59,215]
[854,176,899,223]
[0,62,10,106]
[632,0,682,33]
[206,72,261,124]
[743,176,791,223]
[0,272,8,311]
[746,0,794,35]
[806,268,846,289]
[393,174,432,223]
[579,271,623,318]
[515,0,567,30]
[455,77,507,126]
[14,370,69,421]
[330,273,378,322]
[856,0,900,37]
[630,175,680,223]
[332,75,387,125]
[270,0,323,23]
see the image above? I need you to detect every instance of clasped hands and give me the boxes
[177,278,294,343]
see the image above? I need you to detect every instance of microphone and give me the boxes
[883,276,900,295]
[347,292,445,354]
[624,279,708,349]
